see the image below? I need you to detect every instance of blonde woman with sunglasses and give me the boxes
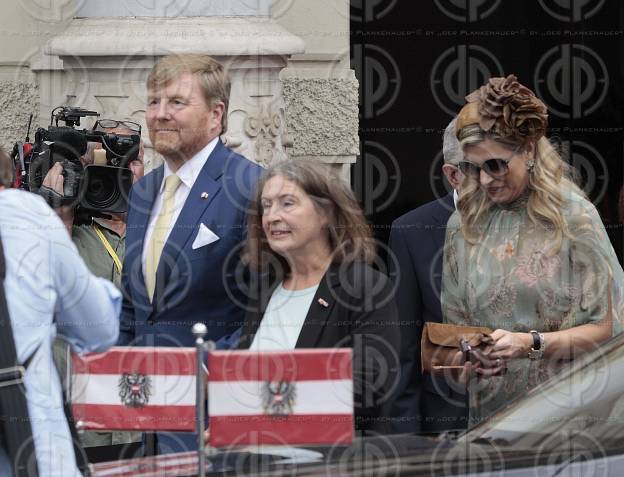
[441,75,624,426]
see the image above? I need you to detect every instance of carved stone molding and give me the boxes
[39,16,304,171]
[219,54,293,168]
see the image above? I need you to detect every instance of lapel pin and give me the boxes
[318,298,329,308]
[200,192,209,199]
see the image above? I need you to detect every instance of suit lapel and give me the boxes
[160,169,220,265]
[295,265,341,348]
[431,193,455,225]
[129,166,163,304]
[134,165,163,239]
[156,142,227,283]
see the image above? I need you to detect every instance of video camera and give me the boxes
[11,106,140,217]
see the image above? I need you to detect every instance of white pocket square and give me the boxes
[192,223,220,250]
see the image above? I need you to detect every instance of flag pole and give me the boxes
[192,323,208,477]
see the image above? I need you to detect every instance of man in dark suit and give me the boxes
[388,119,468,434]
[119,54,263,452]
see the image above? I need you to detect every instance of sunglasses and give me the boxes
[457,148,520,179]
[94,119,142,133]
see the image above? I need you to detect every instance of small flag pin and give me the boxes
[318,298,329,308]
[200,192,209,199]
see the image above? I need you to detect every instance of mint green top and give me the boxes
[441,189,624,426]
[250,282,320,351]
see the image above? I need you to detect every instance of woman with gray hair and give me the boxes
[441,75,624,425]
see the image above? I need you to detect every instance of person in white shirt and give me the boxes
[0,147,121,476]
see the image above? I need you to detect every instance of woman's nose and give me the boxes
[264,204,281,222]
[480,168,494,186]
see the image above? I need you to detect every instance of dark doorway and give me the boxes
[351,0,624,263]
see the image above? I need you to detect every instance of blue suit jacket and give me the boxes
[388,194,469,434]
[119,140,263,348]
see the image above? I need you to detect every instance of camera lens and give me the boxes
[79,165,132,213]
[84,169,120,210]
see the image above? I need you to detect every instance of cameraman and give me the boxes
[42,119,144,288]
[42,119,144,461]
[0,146,121,476]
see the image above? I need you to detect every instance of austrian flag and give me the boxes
[72,347,199,431]
[208,349,354,447]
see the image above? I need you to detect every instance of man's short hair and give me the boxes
[147,54,231,132]
[442,118,461,165]
[0,147,14,188]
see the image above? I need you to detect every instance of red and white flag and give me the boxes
[208,348,354,447]
[72,347,200,432]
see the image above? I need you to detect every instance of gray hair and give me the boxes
[442,118,461,165]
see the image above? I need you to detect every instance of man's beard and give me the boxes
[152,136,189,163]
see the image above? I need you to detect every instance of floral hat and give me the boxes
[455,75,548,144]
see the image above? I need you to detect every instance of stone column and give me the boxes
[38,1,304,171]
[281,55,359,180]
[275,0,359,181]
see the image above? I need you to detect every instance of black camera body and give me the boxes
[12,107,140,215]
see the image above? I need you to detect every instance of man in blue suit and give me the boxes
[388,119,468,434]
[119,54,263,452]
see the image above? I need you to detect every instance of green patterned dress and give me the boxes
[441,189,624,426]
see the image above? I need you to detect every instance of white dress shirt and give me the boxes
[141,137,218,277]
[0,189,121,477]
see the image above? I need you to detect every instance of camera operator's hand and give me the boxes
[42,162,65,195]
[42,162,75,235]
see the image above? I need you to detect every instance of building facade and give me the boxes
[1,0,358,177]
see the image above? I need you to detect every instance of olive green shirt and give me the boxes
[54,219,141,447]
[72,219,125,289]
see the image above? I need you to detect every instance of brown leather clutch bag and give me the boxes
[421,322,494,372]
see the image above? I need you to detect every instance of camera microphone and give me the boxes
[48,128,88,161]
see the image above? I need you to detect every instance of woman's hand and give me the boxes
[449,350,474,386]
[446,348,506,384]
[472,347,507,377]
[489,329,532,360]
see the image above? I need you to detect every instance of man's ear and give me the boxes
[211,101,225,129]
[442,164,462,190]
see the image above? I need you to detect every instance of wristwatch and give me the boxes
[528,330,545,360]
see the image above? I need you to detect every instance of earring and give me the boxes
[526,159,535,173]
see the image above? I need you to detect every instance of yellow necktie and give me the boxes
[145,174,182,301]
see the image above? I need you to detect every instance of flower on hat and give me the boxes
[464,75,548,143]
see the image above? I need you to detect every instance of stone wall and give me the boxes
[282,77,359,158]
[0,79,40,151]
[1,2,72,150]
